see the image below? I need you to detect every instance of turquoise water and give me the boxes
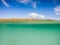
[0,23,60,45]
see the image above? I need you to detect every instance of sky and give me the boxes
[0,0,60,20]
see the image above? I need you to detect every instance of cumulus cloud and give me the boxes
[28,12,45,19]
[54,5,60,15]
[28,12,38,18]
[40,14,45,18]
[1,0,10,7]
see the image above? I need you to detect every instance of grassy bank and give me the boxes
[0,19,60,24]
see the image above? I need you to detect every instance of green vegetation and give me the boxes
[0,19,60,24]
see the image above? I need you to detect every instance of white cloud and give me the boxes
[17,0,31,4]
[31,2,37,8]
[1,0,10,7]
[54,5,60,15]
[28,12,45,19]
[40,15,45,18]
[31,1,40,8]
[28,12,38,18]
[17,0,40,8]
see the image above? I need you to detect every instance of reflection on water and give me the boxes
[0,24,60,45]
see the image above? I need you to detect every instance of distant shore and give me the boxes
[0,18,60,24]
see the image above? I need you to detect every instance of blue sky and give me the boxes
[0,0,60,20]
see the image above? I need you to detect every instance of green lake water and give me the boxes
[0,23,60,45]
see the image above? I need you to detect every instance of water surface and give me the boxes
[0,23,60,45]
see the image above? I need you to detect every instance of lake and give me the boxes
[0,23,60,45]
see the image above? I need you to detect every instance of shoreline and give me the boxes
[0,19,60,24]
